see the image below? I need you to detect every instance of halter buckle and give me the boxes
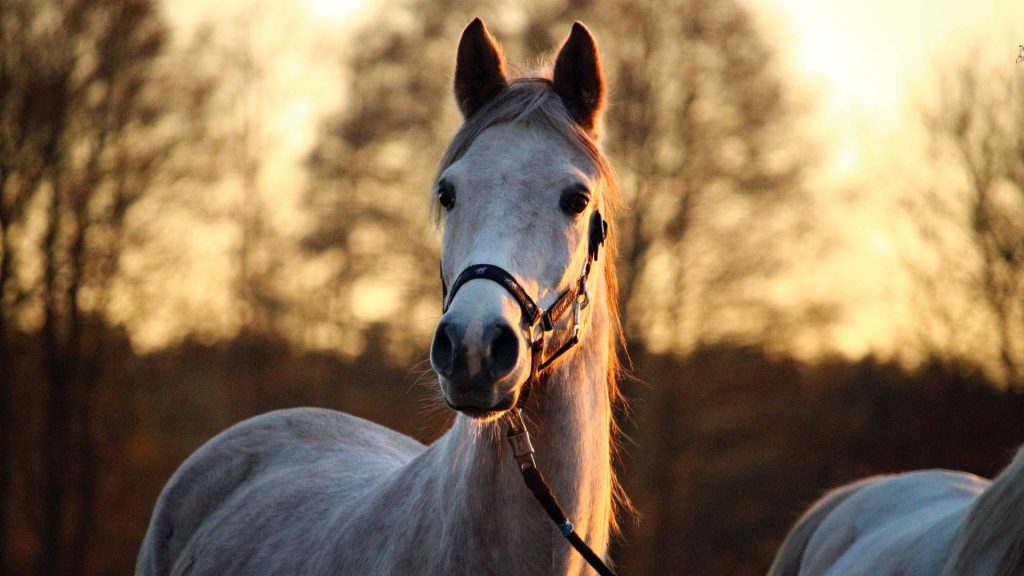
[571,297,582,341]
[528,319,547,349]
[504,409,536,470]
[540,308,554,332]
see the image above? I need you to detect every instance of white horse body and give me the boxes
[138,20,621,576]
[771,447,1024,576]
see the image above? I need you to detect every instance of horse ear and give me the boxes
[454,18,508,119]
[552,22,605,133]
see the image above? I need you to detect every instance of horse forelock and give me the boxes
[432,74,632,530]
[432,75,621,219]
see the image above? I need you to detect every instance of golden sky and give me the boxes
[749,0,1022,360]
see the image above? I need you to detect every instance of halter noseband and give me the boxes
[439,210,608,403]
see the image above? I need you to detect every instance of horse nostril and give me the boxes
[431,320,460,377]
[486,322,519,379]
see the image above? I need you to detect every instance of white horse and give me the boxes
[770,445,1024,575]
[137,19,627,576]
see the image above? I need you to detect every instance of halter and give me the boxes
[440,209,608,404]
[438,209,618,576]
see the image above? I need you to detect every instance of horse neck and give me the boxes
[529,273,616,547]
[432,274,615,571]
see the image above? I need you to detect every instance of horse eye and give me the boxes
[560,188,590,215]
[437,181,456,210]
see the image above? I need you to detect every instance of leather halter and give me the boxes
[439,210,608,402]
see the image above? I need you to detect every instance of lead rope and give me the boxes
[504,409,618,576]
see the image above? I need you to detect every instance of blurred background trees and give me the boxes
[301,0,461,359]
[909,56,1024,386]
[1,0,211,572]
[1,0,1022,574]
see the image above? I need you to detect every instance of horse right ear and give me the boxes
[454,18,508,119]
[552,22,605,133]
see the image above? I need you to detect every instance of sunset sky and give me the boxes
[150,0,1024,361]
[754,0,1022,359]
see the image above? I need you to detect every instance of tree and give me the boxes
[0,0,211,572]
[217,3,290,340]
[197,2,295,417]
[564,0,813,352]
[912,54,1024,386]
[0,1,67,567]
[0,3,84,571]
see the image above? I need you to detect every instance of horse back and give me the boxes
[770,470,988,576]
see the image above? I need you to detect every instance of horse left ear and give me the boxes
[552,22,605,133]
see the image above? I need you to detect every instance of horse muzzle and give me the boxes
[430,316,527,418]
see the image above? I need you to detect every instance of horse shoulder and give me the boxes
[137,407,424,576]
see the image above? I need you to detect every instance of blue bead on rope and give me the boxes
[559,520,574,536]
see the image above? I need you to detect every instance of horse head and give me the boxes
[430,19,613,420]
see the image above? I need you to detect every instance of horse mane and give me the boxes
[431,74,632,530]
[942,445,1024,576]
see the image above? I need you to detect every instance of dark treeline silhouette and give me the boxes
[5,327,1024,575]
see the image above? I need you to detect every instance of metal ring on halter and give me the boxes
[571,299,582,341]
[528,319,546,350]
[578,278,590,310]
